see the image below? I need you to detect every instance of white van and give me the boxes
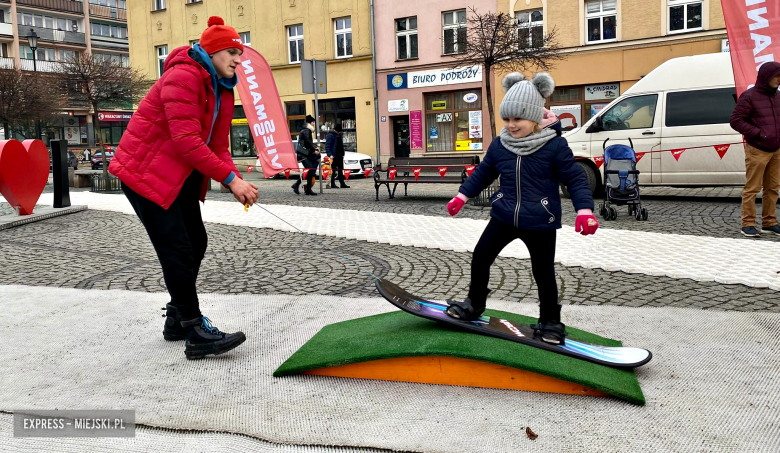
[563,52,743,194]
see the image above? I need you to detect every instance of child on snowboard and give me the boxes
[445,72,599,345]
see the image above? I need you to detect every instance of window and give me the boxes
[156,45,168,77]
[517,9,543,48]
[317,97,357,150]
[33,15,43,28]
[287,24,304,64]
[45,17,53,28]
[19,45,34,60]
[230,107,257,157]
[239,32,250,46]
[442,9,467,55]
[668,0,703,33]
[600,95,658,131]
[1,43,8,58]
[395,17,418,60]
[57,18,66,30]
[153,0,165,11]
[665,89,736,127]
[586,0,616,44]
[20,13,33,26]
[286,101,306,141]
[334,17,352,58]
[424,90,483,152]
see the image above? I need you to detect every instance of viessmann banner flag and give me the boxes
[235,46,298,178]
[721,0,780,96]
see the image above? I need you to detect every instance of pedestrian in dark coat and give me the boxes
[325,124,349,188]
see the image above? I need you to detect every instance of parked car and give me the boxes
[91,150,115,170]
[48,150,79,171]
[262,150,374,179]
[563,52,743,196]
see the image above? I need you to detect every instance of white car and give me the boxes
[258,150,374,178]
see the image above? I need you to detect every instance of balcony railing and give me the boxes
[20,58,63,72]
[0,57,15,69]
[23,25,86,46]
[16,0,83,14]
[0,22,12,36]
[89,4,126,21]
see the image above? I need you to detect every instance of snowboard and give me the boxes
[375,279,652,369]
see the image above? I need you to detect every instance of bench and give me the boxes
[72,170,103,188]
[374,156,480,200]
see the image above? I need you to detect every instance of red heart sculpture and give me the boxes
[0,139,49,215]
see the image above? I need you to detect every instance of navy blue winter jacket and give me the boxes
[325,131,344,158]
[459,135,594,230]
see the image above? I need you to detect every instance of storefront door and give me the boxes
[392,116,410,158]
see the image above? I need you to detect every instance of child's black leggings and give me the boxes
[468,218,560,323]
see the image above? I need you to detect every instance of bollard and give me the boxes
[50,140,71,208]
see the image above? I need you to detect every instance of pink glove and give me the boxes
[575,210,599,235]
[447,193,469,216]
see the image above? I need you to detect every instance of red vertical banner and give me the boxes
[235,46,298,178]
[410,110,423,149]
[721,0,780,97]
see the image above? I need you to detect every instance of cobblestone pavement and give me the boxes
[1,209,777,312]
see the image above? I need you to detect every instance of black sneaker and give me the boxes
[291,183,300,195]
[761,225,780,235]
[339,184,350,189]
[532,320,567,345]
[741,226,761,237]
[162,304,187,341]
[182,316,246,360]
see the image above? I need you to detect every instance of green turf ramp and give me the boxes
[274,309,646,405]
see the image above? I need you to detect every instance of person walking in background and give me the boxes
[730,62,780,238]
[325,124,349,189]
[292,115,320,196]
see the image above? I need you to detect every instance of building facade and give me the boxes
[0,0,132,147]
[374,0,495,164]
[497,0,727,133]
[127,0,376,167]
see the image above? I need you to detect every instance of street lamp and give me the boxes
[26,29,42,141]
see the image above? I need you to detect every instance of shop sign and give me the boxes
[463,93,479,103]
[410,110,423,149]
[429,127,439,139]
[232,119,249,125]
[432,100,447,110]
[408,65,482,89]
[387,73,408,90]
[469,142,483,150]
[456,140,472,151]
[722,39,730,53]
[381,116,387,122]
[388,99,409,112]
[584,83,619,101]
[468,111,482,139]
[549,104,582,131]
[436,113,452,122]
[97,112,133,122]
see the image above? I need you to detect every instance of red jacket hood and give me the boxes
[163,46,208,75]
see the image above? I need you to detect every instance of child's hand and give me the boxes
[575,210,599,235]
[447,193,469,216]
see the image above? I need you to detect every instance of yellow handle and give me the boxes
[244,203,249,212]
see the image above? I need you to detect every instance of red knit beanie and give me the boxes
[200,16,244,55]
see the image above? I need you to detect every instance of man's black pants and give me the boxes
[122,171,206,321]
[468,218,560,323]
[330,155,346,187]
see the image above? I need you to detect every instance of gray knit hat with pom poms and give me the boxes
[499,72,555,124]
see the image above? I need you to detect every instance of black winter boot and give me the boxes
[162,303,186,341]
[291,181,301,195]
[181,316,247,360]
[532,320,567,345]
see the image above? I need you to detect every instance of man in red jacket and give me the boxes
[110,17,258,359]
[730,62,780,238]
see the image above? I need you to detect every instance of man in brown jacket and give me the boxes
[730,62,780,237]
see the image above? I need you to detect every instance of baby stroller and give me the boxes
[598,138,648,221]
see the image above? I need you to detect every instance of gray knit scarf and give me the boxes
[499,127,556,156]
